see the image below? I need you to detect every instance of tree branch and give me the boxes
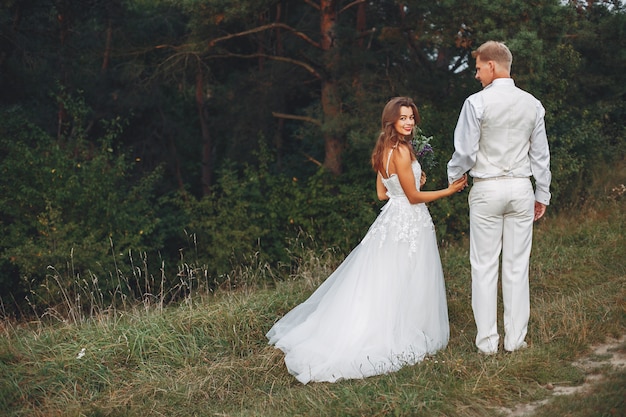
[302,0,320,11]
[272,112,322,126]
[208,22,321,50]
[300,151,323,167]
[210,52,322,79]
[339,0,366,14]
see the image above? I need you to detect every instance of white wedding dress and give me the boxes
[266,154,449,384]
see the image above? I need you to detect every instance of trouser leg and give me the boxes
[469,182,504,354]
[501,179,535,351]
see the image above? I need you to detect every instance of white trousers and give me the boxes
[469,178,535,353]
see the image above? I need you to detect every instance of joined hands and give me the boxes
[449,174,468,194]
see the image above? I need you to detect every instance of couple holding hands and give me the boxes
[267,41,552,384]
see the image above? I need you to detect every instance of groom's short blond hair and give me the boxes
[472,41,513,72]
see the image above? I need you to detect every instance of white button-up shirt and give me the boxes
[447,78,552,205]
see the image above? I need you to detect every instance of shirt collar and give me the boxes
[484,78,515,89]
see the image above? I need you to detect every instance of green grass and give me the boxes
[1,169,625,416]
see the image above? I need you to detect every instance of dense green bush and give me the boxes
[2,98,623,315]
[178,142,378,287]
[0,101,166,312]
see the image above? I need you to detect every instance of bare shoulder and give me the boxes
[393,142,414,162]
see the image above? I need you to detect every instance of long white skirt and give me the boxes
[267,198,450,384]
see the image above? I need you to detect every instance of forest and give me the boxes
[0,0,624,316]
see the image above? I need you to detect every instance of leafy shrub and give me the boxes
[177,142,377,287]
[0,100,165,313]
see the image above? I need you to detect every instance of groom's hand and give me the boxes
[534,202,546,221]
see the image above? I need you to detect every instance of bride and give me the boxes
[267,97,468,384]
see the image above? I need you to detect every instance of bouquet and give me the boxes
[411,126,436,171]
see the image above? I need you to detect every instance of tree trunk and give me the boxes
[102,19,112,73]
[257,11,267,70]
[56,2,71,140]
[196,63,213,196]
[320,0,343,175]
[274,2,285,169]
[352,1,367,100]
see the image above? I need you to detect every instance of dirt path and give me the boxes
[499,335,626,417]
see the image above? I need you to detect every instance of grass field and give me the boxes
[1,166,624,417]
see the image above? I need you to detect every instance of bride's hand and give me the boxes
[420,172,427,187]
[448,174,468,194]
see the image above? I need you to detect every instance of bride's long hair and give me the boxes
[371,97,420,174]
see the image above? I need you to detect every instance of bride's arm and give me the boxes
[394,146,466,203]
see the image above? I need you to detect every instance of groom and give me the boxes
[447,41,551,354]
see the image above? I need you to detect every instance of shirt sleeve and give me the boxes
[529,102,552,205]
[447,96,482,183]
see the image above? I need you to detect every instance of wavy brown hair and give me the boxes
[371,97,420,173]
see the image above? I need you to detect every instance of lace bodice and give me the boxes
[381,159,423,196]
[362,159,434,254]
